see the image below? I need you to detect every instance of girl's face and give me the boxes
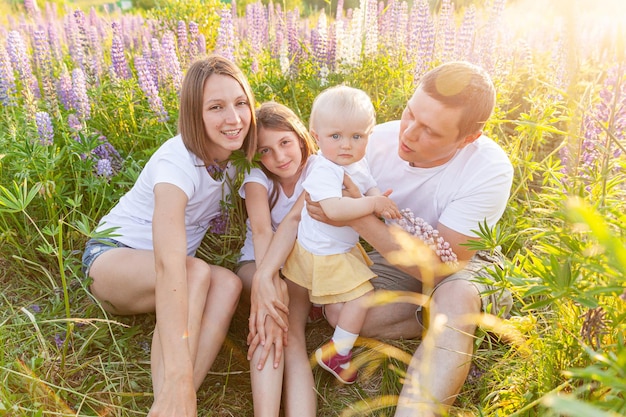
[202,74,252,162]
[257,126,304,180]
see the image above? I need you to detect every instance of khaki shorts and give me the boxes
[368,250,513,325]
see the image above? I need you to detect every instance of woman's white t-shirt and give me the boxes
[97,135,234,256]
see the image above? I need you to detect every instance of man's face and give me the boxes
[398,88,477,168]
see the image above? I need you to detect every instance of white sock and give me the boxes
[332,325,359,356]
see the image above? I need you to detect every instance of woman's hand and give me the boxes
[249,272,289,345]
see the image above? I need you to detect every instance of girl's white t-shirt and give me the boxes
[297,154,378,256]
[237,159,311,262]
[97,135,235,256]
[366,120,513,237]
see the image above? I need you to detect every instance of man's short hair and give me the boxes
[419,62,496,139]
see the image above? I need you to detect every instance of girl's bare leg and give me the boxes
[283,280,316,417]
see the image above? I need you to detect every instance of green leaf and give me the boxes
[0,180,42,213]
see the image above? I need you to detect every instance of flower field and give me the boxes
[1,0,625,415]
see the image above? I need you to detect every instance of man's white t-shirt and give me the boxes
[237,159,311,262]
[298,154,378,256]
[366,120,513,237]
[96,135,234,256]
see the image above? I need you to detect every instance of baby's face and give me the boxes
[312,114,372,166]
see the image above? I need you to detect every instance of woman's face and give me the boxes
[201,74,252,162]
[257,126,303,181]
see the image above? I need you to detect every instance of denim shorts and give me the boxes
[82,237,131,277]
[367,250,513,325]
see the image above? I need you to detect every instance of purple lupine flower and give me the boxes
[216,7,236,63]
[71,67,91,120]
[287,10,303,68]
[363,0,378,58]
[29,304,41,313]
[135,56,168,122]
[24,0,41,20]
[32,28,59,116]
[70,9,88,73]
[149,37,164,88]
[67,113,84,142]
[0,44,17,106]
[35,111,54,145]
[54,333,66,348]
[47,20,63,62]
[208,208,229,234]
[435,0,454,63]
[176,20,189,68]
[413,0,435,83]
[560,64,625,183]
[188,22,200,63]
[196,33,206,57]
[161,31,183,92]
[7,30,40,98]
[546,35,568,102]
[87,25,103,83]
[475,0,505,73]
[56,66,73,110]
[111,21,131,80]
[96,158,113,178]
[311,10,329,70]
[454,5,476,62]
[93,138,121,161]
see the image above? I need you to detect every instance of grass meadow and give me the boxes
[1,0,625,415]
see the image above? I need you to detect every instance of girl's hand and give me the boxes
[247,308,288,370]
[249,272,289,345]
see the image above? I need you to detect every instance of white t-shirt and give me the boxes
[366,120,513,237]
[237,159,311,262]
[298,154,378,256]
[96,135,235,256]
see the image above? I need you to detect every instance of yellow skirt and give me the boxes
[282,241,375,304]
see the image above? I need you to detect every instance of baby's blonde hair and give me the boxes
[309,85,376,133]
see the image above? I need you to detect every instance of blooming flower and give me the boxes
[0,44,16,106]
[54,333,66,348]
[96,158,113,178]
[135,56,168,122]
[35,111,54,145]
[216,7,236,63]
[71,68,91,120]
[111,22,131,80]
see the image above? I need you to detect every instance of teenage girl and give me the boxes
[235,101,317,417]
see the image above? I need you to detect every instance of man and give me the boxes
[319,61,514,416]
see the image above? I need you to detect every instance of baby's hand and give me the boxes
[372,195,401,220]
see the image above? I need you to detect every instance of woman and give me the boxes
[82,55,257,417]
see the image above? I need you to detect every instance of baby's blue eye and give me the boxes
[331,134,340,140]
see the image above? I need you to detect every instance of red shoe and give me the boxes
[315,342,357,384]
